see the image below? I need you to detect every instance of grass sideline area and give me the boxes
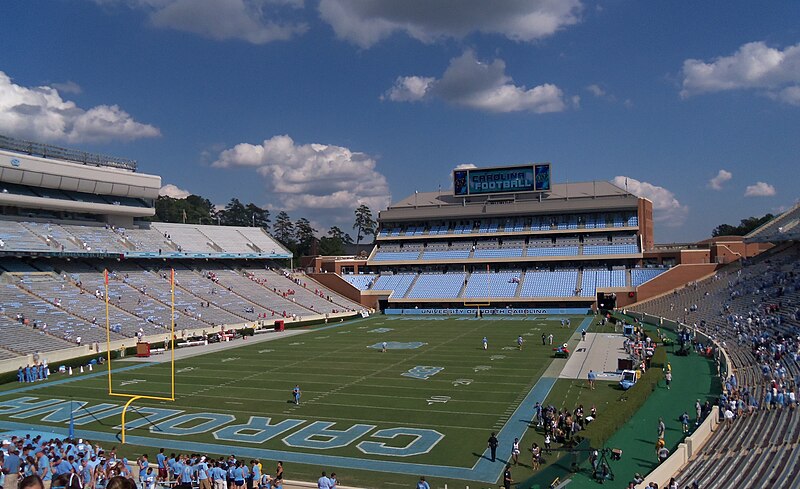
[0,314,595,488]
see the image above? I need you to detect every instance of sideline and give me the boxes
[0,315,594,484]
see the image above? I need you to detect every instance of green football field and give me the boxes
[0,314,595,488]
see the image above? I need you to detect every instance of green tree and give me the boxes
[246,203,270,230]
[712,213,775,237]
[319,226,353,256]
[217,198,249,226]
[353,204,376,245]
[153,194,214,224]
[273,211,295,247]
[294,218,317,256]
[328,226,353,244]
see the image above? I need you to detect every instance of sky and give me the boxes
[1,0,799,242]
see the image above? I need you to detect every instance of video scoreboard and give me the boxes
[453,163,551,197]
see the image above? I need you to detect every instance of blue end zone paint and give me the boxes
[0,314,595,484]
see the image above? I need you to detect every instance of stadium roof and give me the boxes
[745,202,800,243]
[380,180,640,222]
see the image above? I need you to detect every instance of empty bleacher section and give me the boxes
[580,268,625,297]
[463,271,520,298]
[0,218,292,257]
[407,273,466,299]
[519,270,578,297]
[631,267,668,286]
[342,274,376,290]
[371,274,416,297]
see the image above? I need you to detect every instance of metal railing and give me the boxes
[0,134,137,171]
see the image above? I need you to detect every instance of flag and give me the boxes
[104,269,108,285]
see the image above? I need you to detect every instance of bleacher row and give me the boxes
[343,267,667,299]
[632,242,800,488]
[372,243,639,261]
[378,213,639,237]
[0,259,362,358]
[0,219,287,256]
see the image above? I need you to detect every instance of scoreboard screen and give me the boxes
[453,163,551,196]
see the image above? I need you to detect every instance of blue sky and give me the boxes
[1,1,798,242]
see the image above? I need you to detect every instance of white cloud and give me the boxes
[774,86,800,105]
[319,0,583,48]
[586,84,605,97]
[382,76,435,102]
[159,184,192,199]
[708,169,732,190]
[680,41,800,103]
[51,81,82,94]
[385,50,567,113]
[212,135,391,227]
[744,181,776,197]
[95,0,307,44]
[612,176,688,227]
[0,70,160,143]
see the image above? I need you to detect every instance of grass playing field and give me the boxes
[0,314,597,488]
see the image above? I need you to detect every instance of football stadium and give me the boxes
[0,134,798,489]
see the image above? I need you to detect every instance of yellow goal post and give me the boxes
[104,268,176,443]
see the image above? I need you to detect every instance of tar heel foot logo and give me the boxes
[10,158,21,167]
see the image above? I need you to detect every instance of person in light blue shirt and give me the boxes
[317,471,330,489]
[17,367,23,383]
[482,337,488,350]
[156,449,167,483]
[138,454,149,486]
[233,461,245,489]
[172,456,184,483]
[53,455,72,477]
[251,461,260,489]
[36,451,52,485]
[81,459,93,489]
[196,457,210,489]
[328,472,337,489]
[180,460,194,488]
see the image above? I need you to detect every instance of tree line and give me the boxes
[152,195,377,257]
[712,213,775,237]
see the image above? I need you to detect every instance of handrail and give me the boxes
[0,134,137,171]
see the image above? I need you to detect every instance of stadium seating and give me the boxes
[527,246,579,257]
[0,221,52,251]
[422,249,471,260]
[519,270,578,297]
[580,269,626,297]
[342,274,376,290]
[406,273,466,299]
[473,248,524,258]
[371,274,416,297]
[462,272,520,298]
[631,243,800,487]
[631,267,668,286]
[583,244,638,255]
[373,251,421,261]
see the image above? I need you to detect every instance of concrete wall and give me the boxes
[308,273,365,306]
[633,263,719,303]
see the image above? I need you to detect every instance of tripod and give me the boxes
[591,448,615,483]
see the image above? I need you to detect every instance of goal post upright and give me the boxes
[104,268,176,443]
